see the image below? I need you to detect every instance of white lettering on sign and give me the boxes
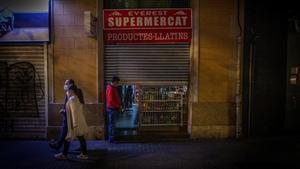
[106,32,189,41]
[103,9,192,43]
[107,16,189,27]
[128,10,168,16]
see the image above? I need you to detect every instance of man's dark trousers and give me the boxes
[107,108,118,142]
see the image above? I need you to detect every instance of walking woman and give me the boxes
[54,85,89,160]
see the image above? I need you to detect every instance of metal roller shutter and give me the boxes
[0,44,46,139]
[104,44,190,84]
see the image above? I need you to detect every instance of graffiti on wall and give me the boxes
[0,61,44,132]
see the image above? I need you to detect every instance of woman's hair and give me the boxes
[68,79,75,85]
[68,84,76,91]
[68,85,85,104]
[76,88,85,104]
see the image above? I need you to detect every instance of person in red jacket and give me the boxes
[106,76,122,142]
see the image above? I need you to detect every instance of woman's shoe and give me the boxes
[54,153,67,160]
[77,153,88,160]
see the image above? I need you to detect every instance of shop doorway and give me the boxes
[102,0,191,140]
[243,1,287,136]
[114,84,138,136]
[243,3,300,136]
[284,15,300,134]
[111,83,189,139]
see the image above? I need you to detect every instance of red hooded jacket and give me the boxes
[106,84,121,109]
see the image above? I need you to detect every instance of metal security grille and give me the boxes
[104,44,190,84]
[0,44,46,138]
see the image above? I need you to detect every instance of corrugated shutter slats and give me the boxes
[104,44,190,83]
[0,44,46,139]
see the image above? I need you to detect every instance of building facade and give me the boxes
[0,0,244,139]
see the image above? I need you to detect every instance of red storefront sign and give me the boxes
[103,9,192,44]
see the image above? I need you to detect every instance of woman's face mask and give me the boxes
[64,84,69,91]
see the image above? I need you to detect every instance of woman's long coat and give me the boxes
[65,96,88,141]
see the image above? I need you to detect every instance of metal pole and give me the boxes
[236,36,242,138]
[248,34,259,137]
[235,0,243,138]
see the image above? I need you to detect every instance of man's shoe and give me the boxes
[54,153,67,160]
[77,153,88,160]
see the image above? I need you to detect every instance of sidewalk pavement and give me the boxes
[0,137,299,169]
